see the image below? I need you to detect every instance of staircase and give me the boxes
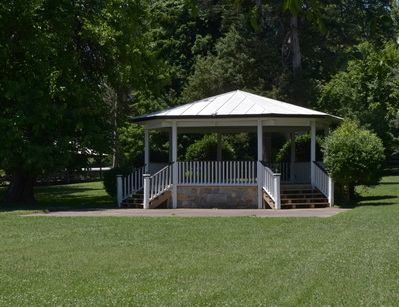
[280,184,330,209]
[121,189,172,209]
[122,189,144,208]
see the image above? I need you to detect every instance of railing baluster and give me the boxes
[191,161,193,184]
[202,161,205,184]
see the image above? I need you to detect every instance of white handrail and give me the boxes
[261,163,281,209]
[117,165,145,207]
[177,161,257,185]
[313,161,334,207]
[265,162,290,182]
[148,164,173,201]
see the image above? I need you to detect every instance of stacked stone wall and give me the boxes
[177,186,257,209]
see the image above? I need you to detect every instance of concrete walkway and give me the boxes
[29,208,350,218]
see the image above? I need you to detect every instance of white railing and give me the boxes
[313,161,334,207]
[177,161,257,185]
[265,162,311,183]
[261,163,281,209]
[117,165,145,207]
[148,164,173,201]
[265,162,290,182]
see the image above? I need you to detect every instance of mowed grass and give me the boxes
[0,178,398,306]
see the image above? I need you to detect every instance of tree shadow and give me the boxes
[356,195,398,207]
[335,195,398,208]
[0,183,116,213]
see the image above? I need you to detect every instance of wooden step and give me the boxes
[279,185,329,209]
[122,190,144,208]
[281,202,329,209]
[281,198,328,204]
[121,190,172,209]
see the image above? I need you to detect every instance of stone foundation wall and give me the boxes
[177,186,258,209]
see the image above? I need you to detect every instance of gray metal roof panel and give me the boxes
[133,90,340,122]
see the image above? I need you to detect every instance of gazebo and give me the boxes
[117,90,341,209]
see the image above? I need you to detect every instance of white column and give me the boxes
[172,121,178,209]
[310,121,316,186]
[144,128,150,173]
[328,177,334,207]
[290,131,296,183]
[217,133,222,161]
[117,175,123,207]
[257,120,263,209]
[325,126,334,207]
[169,130,173,163]
[143,174,150,209]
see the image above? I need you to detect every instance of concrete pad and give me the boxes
[27,208,351,218]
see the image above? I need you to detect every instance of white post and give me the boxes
[143,174,150,209]
[257,120,263,209]
[328,177,334,207]
[169,130,173,163]
[117,175,123,208]
[274,174,281,209]
[172,121,178,209]
[310,121,316,186]
[144,128,150,173]
[290,131,296,183]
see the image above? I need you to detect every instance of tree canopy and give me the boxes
[318,41,399,150]
[0,0,161,202]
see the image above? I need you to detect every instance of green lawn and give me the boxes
[0,178,398,306]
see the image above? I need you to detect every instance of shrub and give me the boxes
[276,133,323,163]
[103,166,133,198]
[322,121,385,201]
[185,134,236,161]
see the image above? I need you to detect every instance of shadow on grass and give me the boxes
[377,182,399,185]
[335,195,398,208]
[356,195,398,207]
[0,182,116,213]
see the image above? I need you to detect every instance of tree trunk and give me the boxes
[290,15,302,77]
[3,172,37,203]
[348,182,356,201]
[290,15,307,106]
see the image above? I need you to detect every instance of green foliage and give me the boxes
[318,41,399,150]
[276,134,324,163]
[103,166,133,198]
[322,121,385,200]
[0,0,162,201]
[389,111,399,155]
[0,0,113,175]
[182,23,283,102]
[185,134,236,161]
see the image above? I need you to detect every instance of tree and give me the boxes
[318,41,399,151]
[322,121,385,201]
[0,0,157,202]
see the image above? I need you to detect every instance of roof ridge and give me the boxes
[186,91,239,115]
[238,90,267,114]
[212,90,242,115]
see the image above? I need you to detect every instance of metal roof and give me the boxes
[133,90,341,122]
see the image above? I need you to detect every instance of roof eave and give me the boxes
[132,113,342,124]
